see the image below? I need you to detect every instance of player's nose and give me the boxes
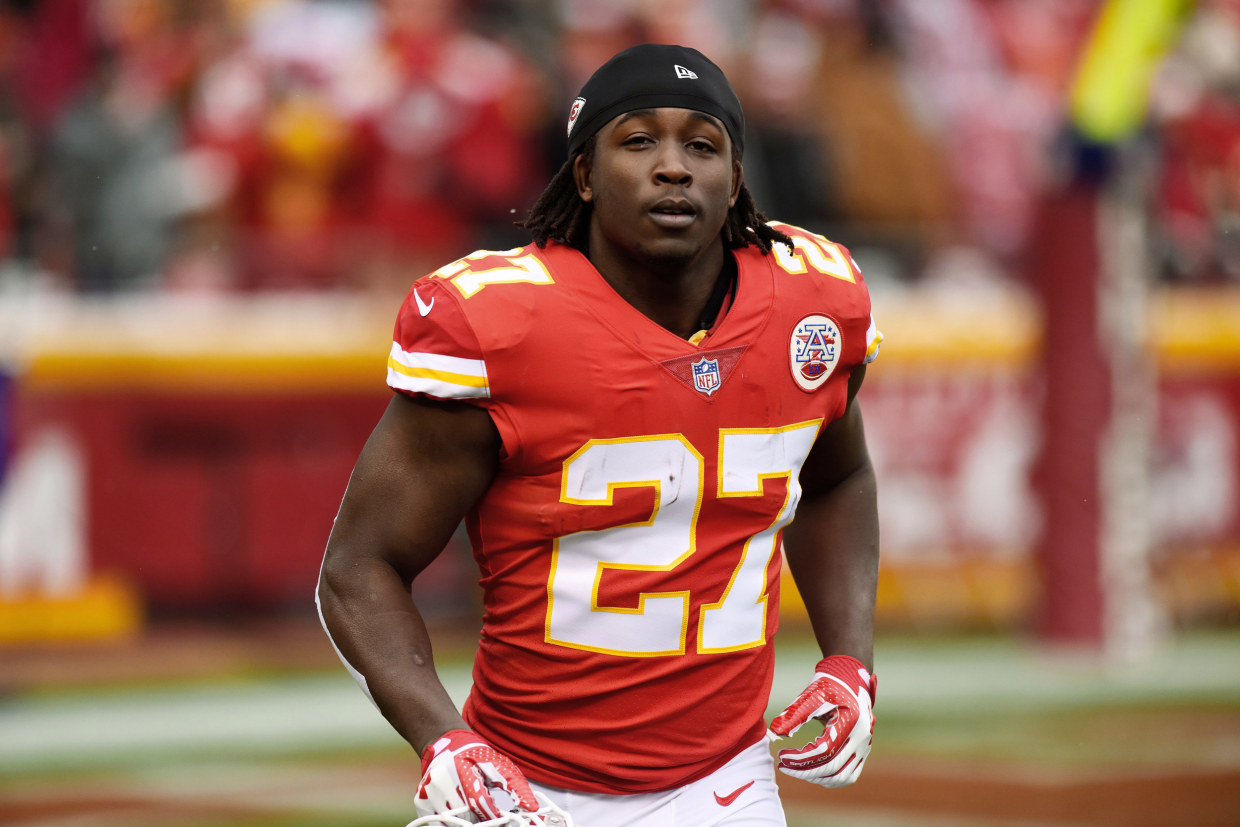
[652,144,692,186]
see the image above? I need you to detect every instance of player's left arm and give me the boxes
[769,363,879,788]
[785,363,878,668]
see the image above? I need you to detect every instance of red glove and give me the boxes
[414,729,538,821]
[767,655,877,788]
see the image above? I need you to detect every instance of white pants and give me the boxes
[530,739,786,827]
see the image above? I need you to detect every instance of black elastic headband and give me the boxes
[566,43,745,159]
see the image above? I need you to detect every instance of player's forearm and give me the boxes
[317,553,466,752]
[782,459,879,670]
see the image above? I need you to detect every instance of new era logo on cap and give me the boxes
[675,64,698,79]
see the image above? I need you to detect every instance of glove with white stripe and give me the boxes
[415,729,538,821]
[767,655,877,788]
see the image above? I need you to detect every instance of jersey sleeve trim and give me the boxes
[387,342,491,399]
[864,315,882,364]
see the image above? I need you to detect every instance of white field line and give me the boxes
[772,635,1240,714]
[1,634,1237,775]
[0,672,469,773]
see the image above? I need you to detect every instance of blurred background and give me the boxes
[0,0,1238,825]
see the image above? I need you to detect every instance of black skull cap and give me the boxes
[565,43,745,159]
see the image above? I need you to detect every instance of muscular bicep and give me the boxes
[326,393,501,582]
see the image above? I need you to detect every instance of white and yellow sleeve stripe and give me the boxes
[386,343,490,399]
[864,316,883,364]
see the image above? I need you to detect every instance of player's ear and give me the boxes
[729,159,743,209]
[573,153,594,203]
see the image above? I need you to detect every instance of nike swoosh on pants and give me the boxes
[713,780,755,807]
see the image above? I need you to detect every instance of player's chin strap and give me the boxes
[405,792,573,827]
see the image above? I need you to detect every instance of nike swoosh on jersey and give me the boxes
[713,780,755,807]
[414,288,435,316]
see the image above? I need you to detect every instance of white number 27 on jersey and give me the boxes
[545,422,820,657]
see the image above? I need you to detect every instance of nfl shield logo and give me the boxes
[691,356,721,396]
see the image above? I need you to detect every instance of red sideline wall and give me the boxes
[6,291,1240,625]
[13,390,386,613]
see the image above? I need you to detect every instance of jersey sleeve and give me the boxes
[768,221,883,368]
[863,313,882,364]
[837,242,882,365]
[386,276,491,403]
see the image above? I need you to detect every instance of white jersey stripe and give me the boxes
[387,343,490,399]
[864,316,882,363]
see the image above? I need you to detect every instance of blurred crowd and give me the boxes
[0,0,1239,295]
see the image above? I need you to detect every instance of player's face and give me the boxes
[574,107,741,274]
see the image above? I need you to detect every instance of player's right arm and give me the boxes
[317,392,543,819]
[316,391,500,752]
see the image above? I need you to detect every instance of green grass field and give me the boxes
[2,626,1238,825]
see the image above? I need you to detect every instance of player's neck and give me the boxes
[586,238,729,341]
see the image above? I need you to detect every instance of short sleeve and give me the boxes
[864,313,882,364]
[387,277,490,402]
[838,243,882,365]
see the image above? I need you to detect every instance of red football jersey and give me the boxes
[387,222,880,793]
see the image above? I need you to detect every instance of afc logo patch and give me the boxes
[790,314,842,392]
[691,356,721,396]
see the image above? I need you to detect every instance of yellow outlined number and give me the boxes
[546,422,822,657]
[431,248,555,298]
[770,227,857,283]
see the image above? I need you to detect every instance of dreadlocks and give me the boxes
[521,139,792,254]
[521,138,597,251]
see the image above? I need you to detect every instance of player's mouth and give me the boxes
[648,198,697,229]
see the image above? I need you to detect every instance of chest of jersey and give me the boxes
[459,242,861,658]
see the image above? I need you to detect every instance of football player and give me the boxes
[318,43,880,827]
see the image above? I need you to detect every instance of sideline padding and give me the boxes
[0,574,142,644]
[8,294,395,393]
[1153,288,1240,374]
[9,288,1240,389]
